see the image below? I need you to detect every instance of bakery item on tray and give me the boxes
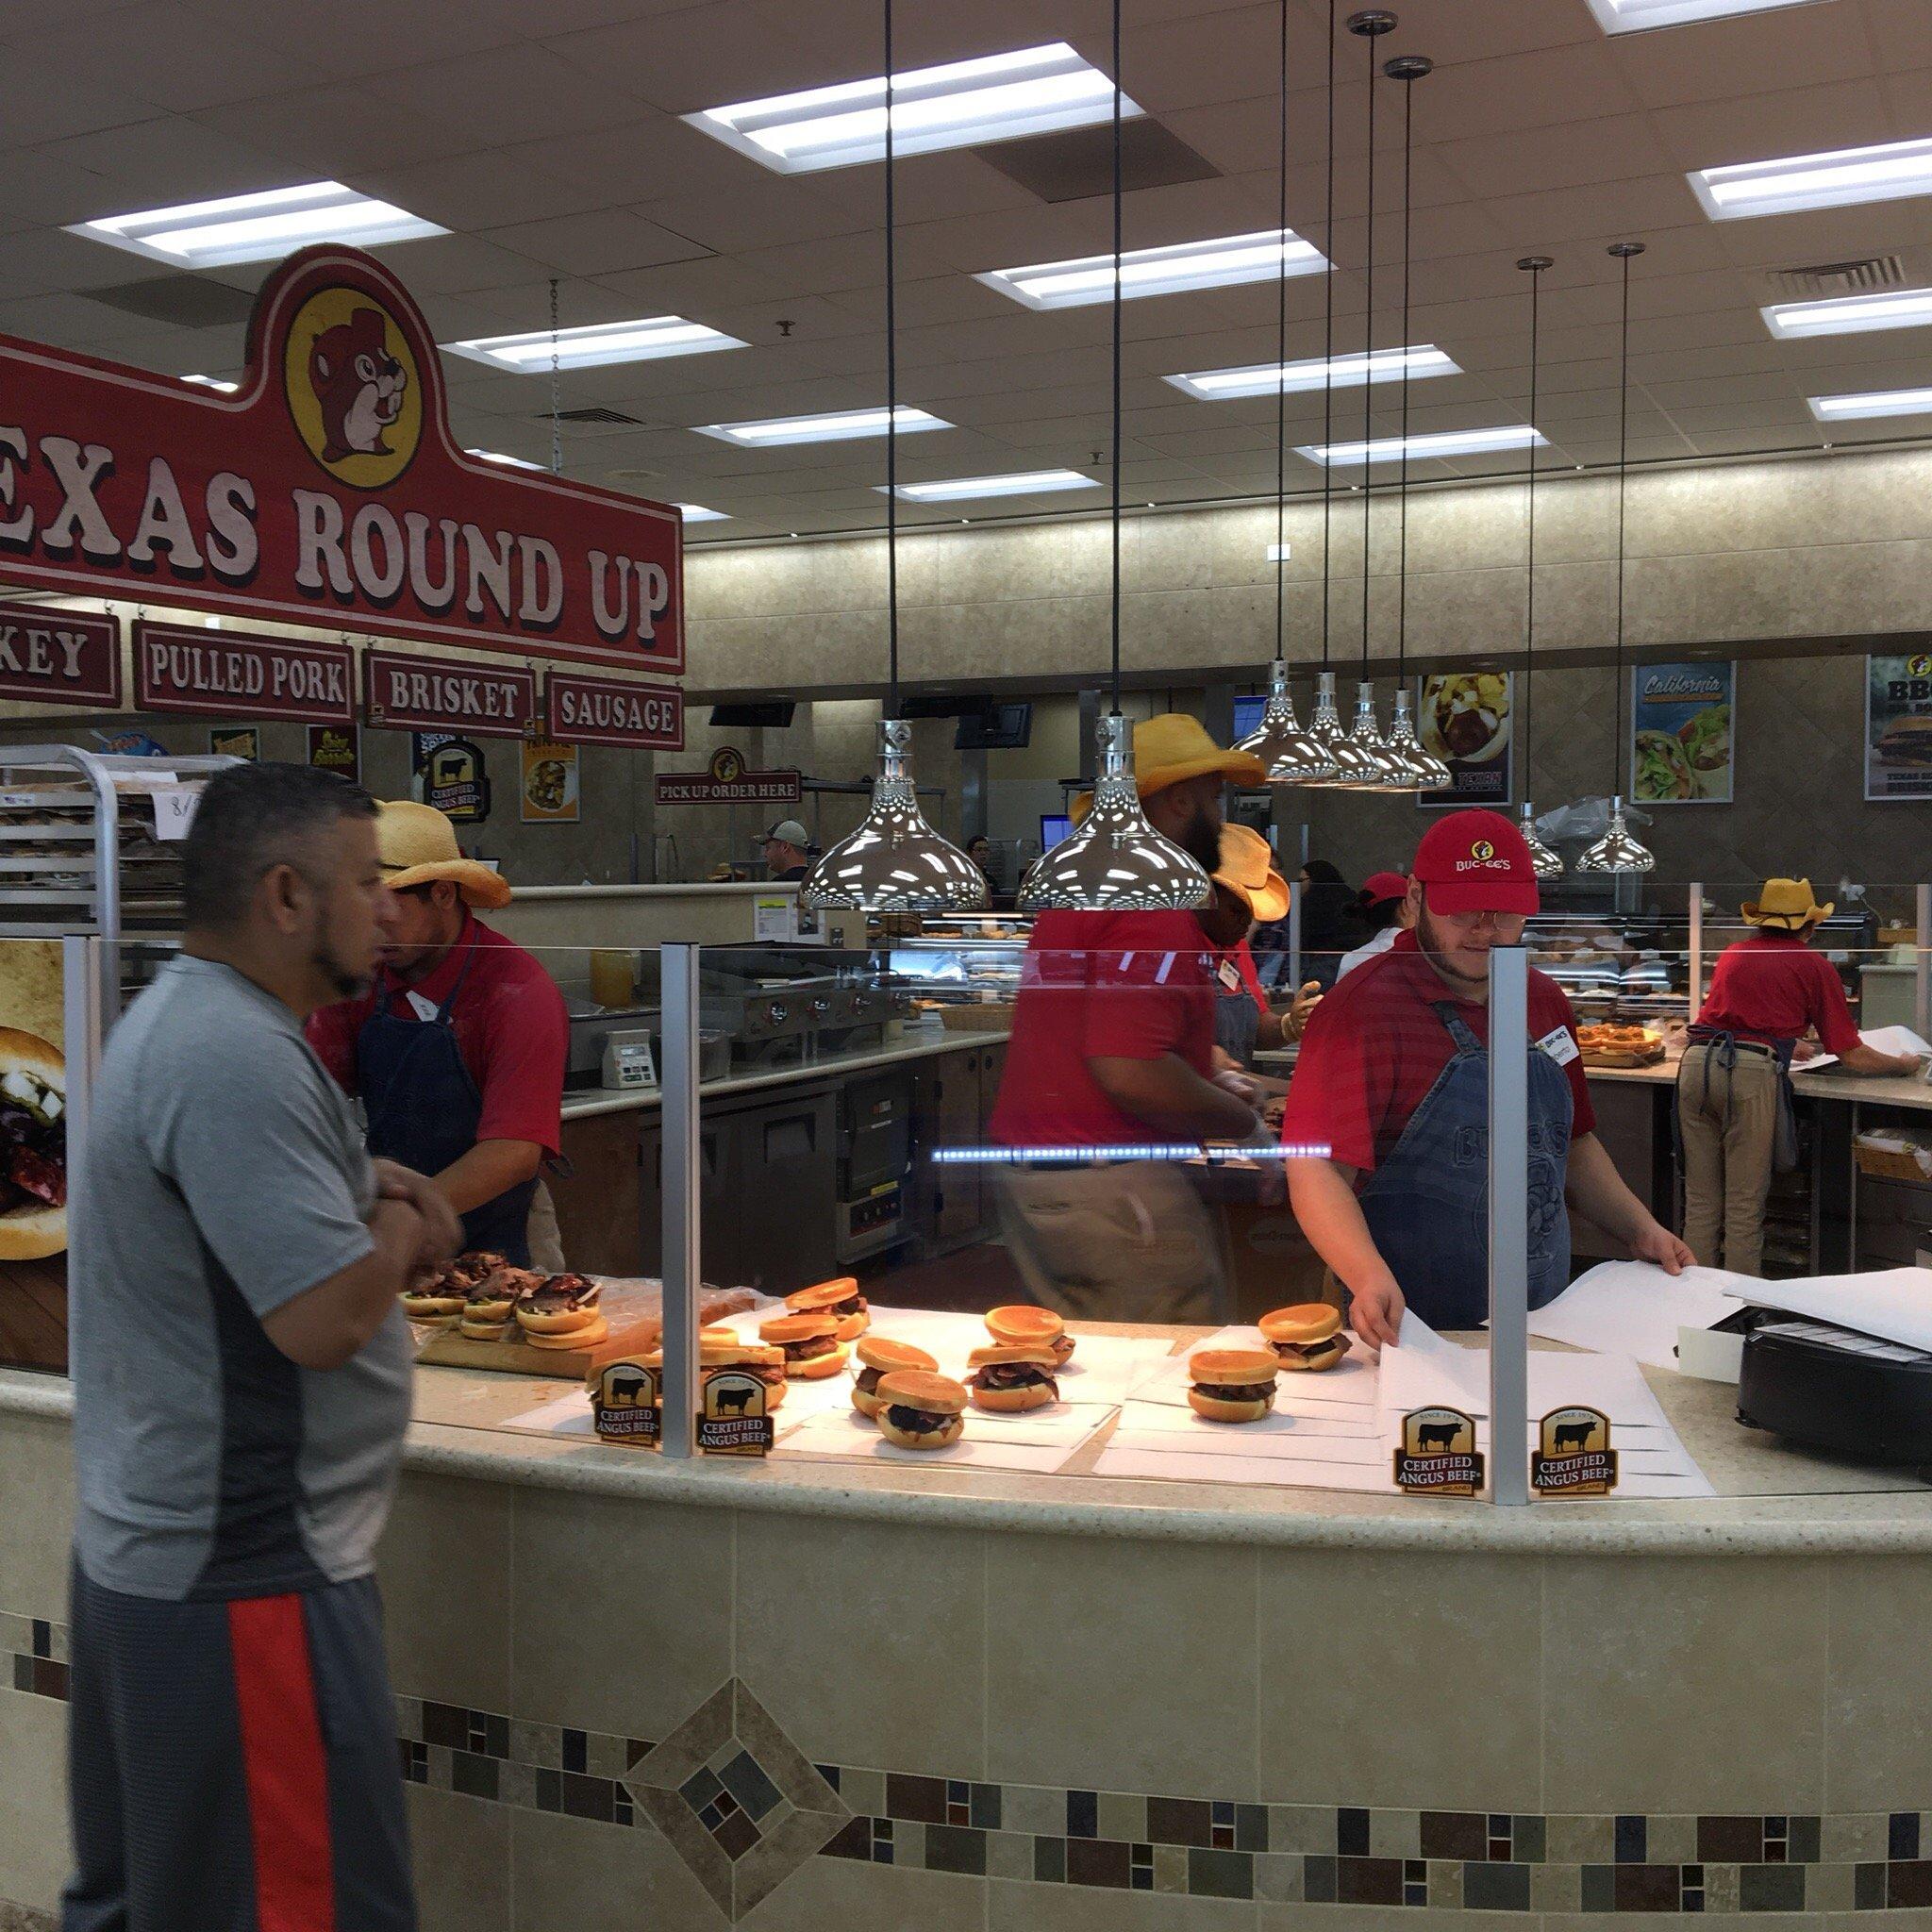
[872,1370,968,1449]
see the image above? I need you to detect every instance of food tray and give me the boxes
[1855,1137,1932,1184]
[1582,1046,1668,1068]
[414,1282,758,1377]
[937,1003,1016,1032]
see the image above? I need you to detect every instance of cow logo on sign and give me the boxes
[1531,1406,1618,1497]
[698,1369,773,1456]
[1392,1406,1483,1496]
[283,288,423,489]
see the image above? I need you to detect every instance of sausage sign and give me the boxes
[0,245,682,674]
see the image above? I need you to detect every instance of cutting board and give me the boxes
[414,1284,757,1378]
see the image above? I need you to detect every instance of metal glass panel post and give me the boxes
[1488,943,1530,1507]
[1288,877,1303,990]
[1916,883,1930,1042]
[62,937,105,1163]
[1687,880,1705,1017]
[659,941,702,1459]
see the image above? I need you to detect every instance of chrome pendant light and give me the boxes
[1576,241,1657,875]
[1249,0,1337,786]
[1020,0,1209,914]
[1515,254,1563,880]
[804,0,986,913]
[1377,49,1449,791]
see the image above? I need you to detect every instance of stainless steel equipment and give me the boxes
[836,1069,912,1263]
[699,957,901,1066]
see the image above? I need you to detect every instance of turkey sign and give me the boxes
[0,245,682,674]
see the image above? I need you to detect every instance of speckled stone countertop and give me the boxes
[10,1318,1932,1556]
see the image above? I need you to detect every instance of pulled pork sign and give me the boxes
[0,245,681,674]
[136,620,354,724]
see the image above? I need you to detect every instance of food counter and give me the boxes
[6,1323,1932,1930]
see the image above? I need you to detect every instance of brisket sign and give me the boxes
[545,669,684,751]
[365,648,535,739]
[0,600,121,707]
[0,245,681,673]
[135,620,354,724]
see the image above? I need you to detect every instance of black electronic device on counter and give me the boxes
[1737,1313,1932,1464]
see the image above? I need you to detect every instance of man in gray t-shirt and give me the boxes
[62,763,458,1932]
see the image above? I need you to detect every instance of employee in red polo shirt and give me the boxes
[989,715,1270,1323]
[1281,808,1691,1343]
[1680,877,1921,1274]
[307,801,568,1268]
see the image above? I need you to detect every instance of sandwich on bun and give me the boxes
[1258,1304,1350,1373]
[873,1370,968,1450]
[985,1303,1074,1365]
[1185,1348,1281,1424]
[400,1270,466,1326]
[513,1273,603,1336]
[702,1335,788,1409]
[964,1343,1060,1412]
[758,1310,849,1380]
[852,1337,938,1419]
[785,1275,870,1340]
[0,1029,67,1260]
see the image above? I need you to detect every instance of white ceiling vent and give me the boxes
[1763,255,1907,301]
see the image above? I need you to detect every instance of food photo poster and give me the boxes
[1629,661,1734,806]
[1866,653,1932,802]
[1416,672,1512,808]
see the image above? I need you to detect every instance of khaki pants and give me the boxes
[525,1177,567,1274]
[992,1161,1232,1325]
[1677,1043,1780,1275]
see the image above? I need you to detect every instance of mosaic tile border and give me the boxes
[9,1624,1932,1916]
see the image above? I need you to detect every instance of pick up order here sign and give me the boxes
[0,244,682,675]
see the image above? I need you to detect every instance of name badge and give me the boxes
[406,990,439,1023]
[1536,1024,1580,1068]
[1217,959,1244,994]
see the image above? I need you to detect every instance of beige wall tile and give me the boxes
[0,1688,67,1912]
[1257,1551,1541,1811]
[1542,1918,1822,1931]
[734,1514,986,1778]
[408,1784,509,1932]
[995,1885,1254,1929]
[510,1807,723,1932]
[377,1473,514,1713]
[0,1417,72,1623]
[1259,1909,1538,1931]
[1541,1556,1827,1814]
[509,1491,732,1740]
[985,1535,1258,1801]
[1825,1557,1932,1812]
[743,1856,986,1931]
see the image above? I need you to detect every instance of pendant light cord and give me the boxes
[1358,24,1377,676]
[1394,63,1415,688]
[884,0,900,722]
[1273,0,1289,666]
[1611,242,1641,797]
[1109,0,1124,718]
[548,278,562,476]
[1320,0,1337,672]
[1523,258,1543,791]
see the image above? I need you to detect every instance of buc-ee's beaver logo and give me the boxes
[282,288,422,489]
[1910,654,1932,678]
[1471,838,1496,861]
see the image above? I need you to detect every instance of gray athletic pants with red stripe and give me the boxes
[60,1562,416,1932]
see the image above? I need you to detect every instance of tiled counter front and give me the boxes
[5,1403,1932,1929]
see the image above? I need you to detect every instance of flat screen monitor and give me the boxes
[1040,813,1074,852]
[1231,694,1266,743]
[956,702,1032,750]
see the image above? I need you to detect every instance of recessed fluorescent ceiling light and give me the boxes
[466,449,543,469]
[1692,136,1932,221]
[1762,286,1932,339]
[677,504,731,522]
[1586,0,1823,31]
[977,228,1325,310]
[686,42,1138,174]
[68,180,446,268]
[1807,386,1932,422]
[1167,344,1458,401]
[443,317,745,372]
[879,469,1098,502]
[181,375,238,392]
[1299,425,1546,466]
[694,406,951,446]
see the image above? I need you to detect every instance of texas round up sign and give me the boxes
[0,244,681,674]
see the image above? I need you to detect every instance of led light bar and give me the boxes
[686,42,1139,175]
[879,469,1098,502]
[443,317,744,373]
[1167,344,1458,401]
[465,449,543,469]
[1586,0,1823,32]
[977,228,1326,311]
[694,406,952,446]
[1762,286,1932,340]
[677,504,731,522]
[68,181,446,269]
[1692,136,1932,222]
[1807,386,1932,422]
[1299,425,1546,466]
[181,374,238,392]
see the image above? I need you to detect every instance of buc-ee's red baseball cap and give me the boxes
[1411,809,1540,916]
[1360,870,1409,908]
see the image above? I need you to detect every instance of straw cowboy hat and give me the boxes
[1741,876,1834,931]
[375,800,511,909]
[1070,713,1268,819]
[1212,824,1291,924]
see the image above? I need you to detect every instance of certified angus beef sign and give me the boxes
[0,245,681,673]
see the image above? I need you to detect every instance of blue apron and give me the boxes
[1357,1003,1574,1329]
[356,928,537,1264]
[1212,956,1261,1070]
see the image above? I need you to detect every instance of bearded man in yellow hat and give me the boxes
[988,714,1274,1323]
[307,800,569,1268]
[1680,876,1922,1274]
